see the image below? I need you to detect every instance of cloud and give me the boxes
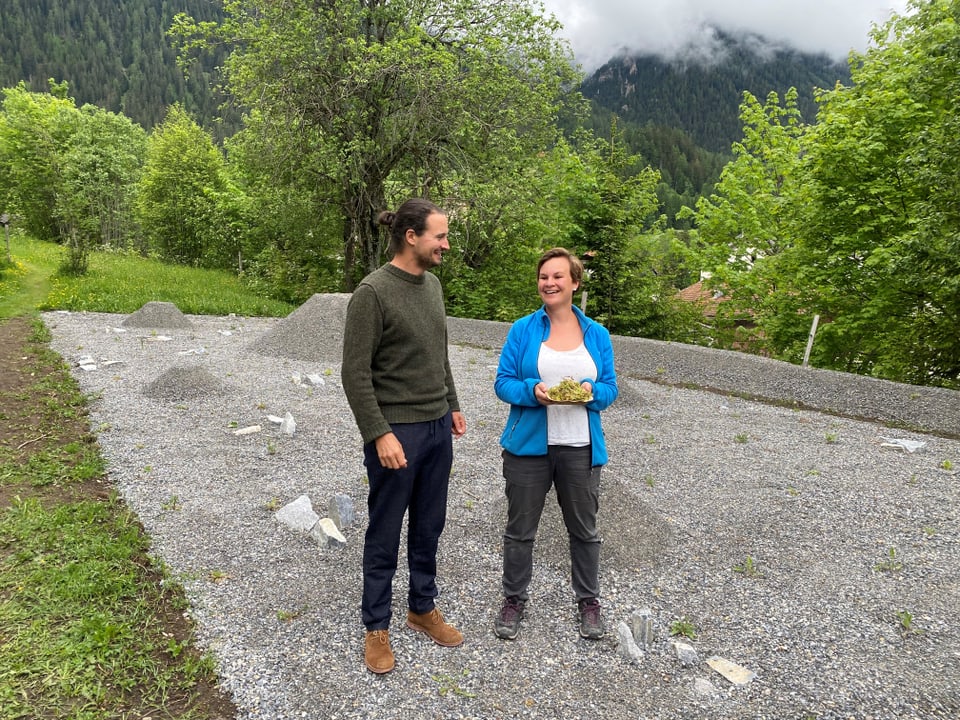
[539,0,909,72]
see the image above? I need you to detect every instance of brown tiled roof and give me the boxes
[676,280,728,317]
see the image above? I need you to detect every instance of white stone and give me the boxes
[617,621,644,665]
[706,655,757,685]
[280,412,296,435]
[233,425,262,436]
[276,495,320,533]
[693,678,719,697]
[879,436,926,453]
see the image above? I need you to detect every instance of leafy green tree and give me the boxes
[543,129,679,337]
[172,0,580,289]
[0,81,146,273]
[790,0,960,386]
[135,104,243,267]
[57,106,147,273]
[0,81,78,243]
[684,88,808,352]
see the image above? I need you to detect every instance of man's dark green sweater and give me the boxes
[341,263,460,444]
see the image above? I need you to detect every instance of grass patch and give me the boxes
[6,234,293,317]
[0,241,57,319]
[0,495,218,719]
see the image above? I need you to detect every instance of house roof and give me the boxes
[676,280,728,317]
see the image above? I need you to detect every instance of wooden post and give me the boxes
[802,314,820,367]
[1,214,10,264]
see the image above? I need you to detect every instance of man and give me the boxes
[341,198,467,674]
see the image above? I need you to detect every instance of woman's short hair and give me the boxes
[377,199,443,254]
[537,247,584,285]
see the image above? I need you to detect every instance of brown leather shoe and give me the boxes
[364,629,395,674]
[406,607,464,647]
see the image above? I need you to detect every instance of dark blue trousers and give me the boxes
[361,413,453,630]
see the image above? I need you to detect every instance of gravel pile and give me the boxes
[42,300,960,720]
[120,300,195,330]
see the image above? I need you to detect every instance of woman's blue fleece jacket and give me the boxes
[494,305,618,467]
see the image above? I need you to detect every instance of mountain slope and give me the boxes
[0,0,226,130]
[582,31,852,153]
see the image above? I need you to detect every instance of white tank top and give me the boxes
[538,343,596,447]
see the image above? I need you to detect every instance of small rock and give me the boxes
[329,494,355,530]
[617,621,644,665]
[275,495,319,532]
[310,518,346,548]
[630,608,656,647]
[233,425,262,436]
[706,655,757,685]
[673,640,699,668]
[692,678,719,697]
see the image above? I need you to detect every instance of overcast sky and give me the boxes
[539,0,910,72]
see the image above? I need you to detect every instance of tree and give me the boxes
[790,0,960,386]
[135,104,243,267]
[57,106,147,273]
[0,81,147,274]
[172,0,580,290]
[0,81,78,243]
[557,131,661,335]
[684,88,808,353]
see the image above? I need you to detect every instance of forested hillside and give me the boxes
[583,31,851,153]
[0,0,227,131]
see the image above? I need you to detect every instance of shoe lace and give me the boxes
[500,598,523,623]
[579,599,601,625]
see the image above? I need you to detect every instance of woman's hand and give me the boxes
[534,382,553,405]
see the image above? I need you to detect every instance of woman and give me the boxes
[493,247,618,640]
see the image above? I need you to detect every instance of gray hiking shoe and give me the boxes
[494,596,525,640]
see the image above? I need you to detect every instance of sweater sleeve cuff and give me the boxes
[359,421,392,446]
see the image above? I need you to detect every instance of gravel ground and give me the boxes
[42,302,960,720]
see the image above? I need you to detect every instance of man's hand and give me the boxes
[451,411,466,438]
[374,432,407,469]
